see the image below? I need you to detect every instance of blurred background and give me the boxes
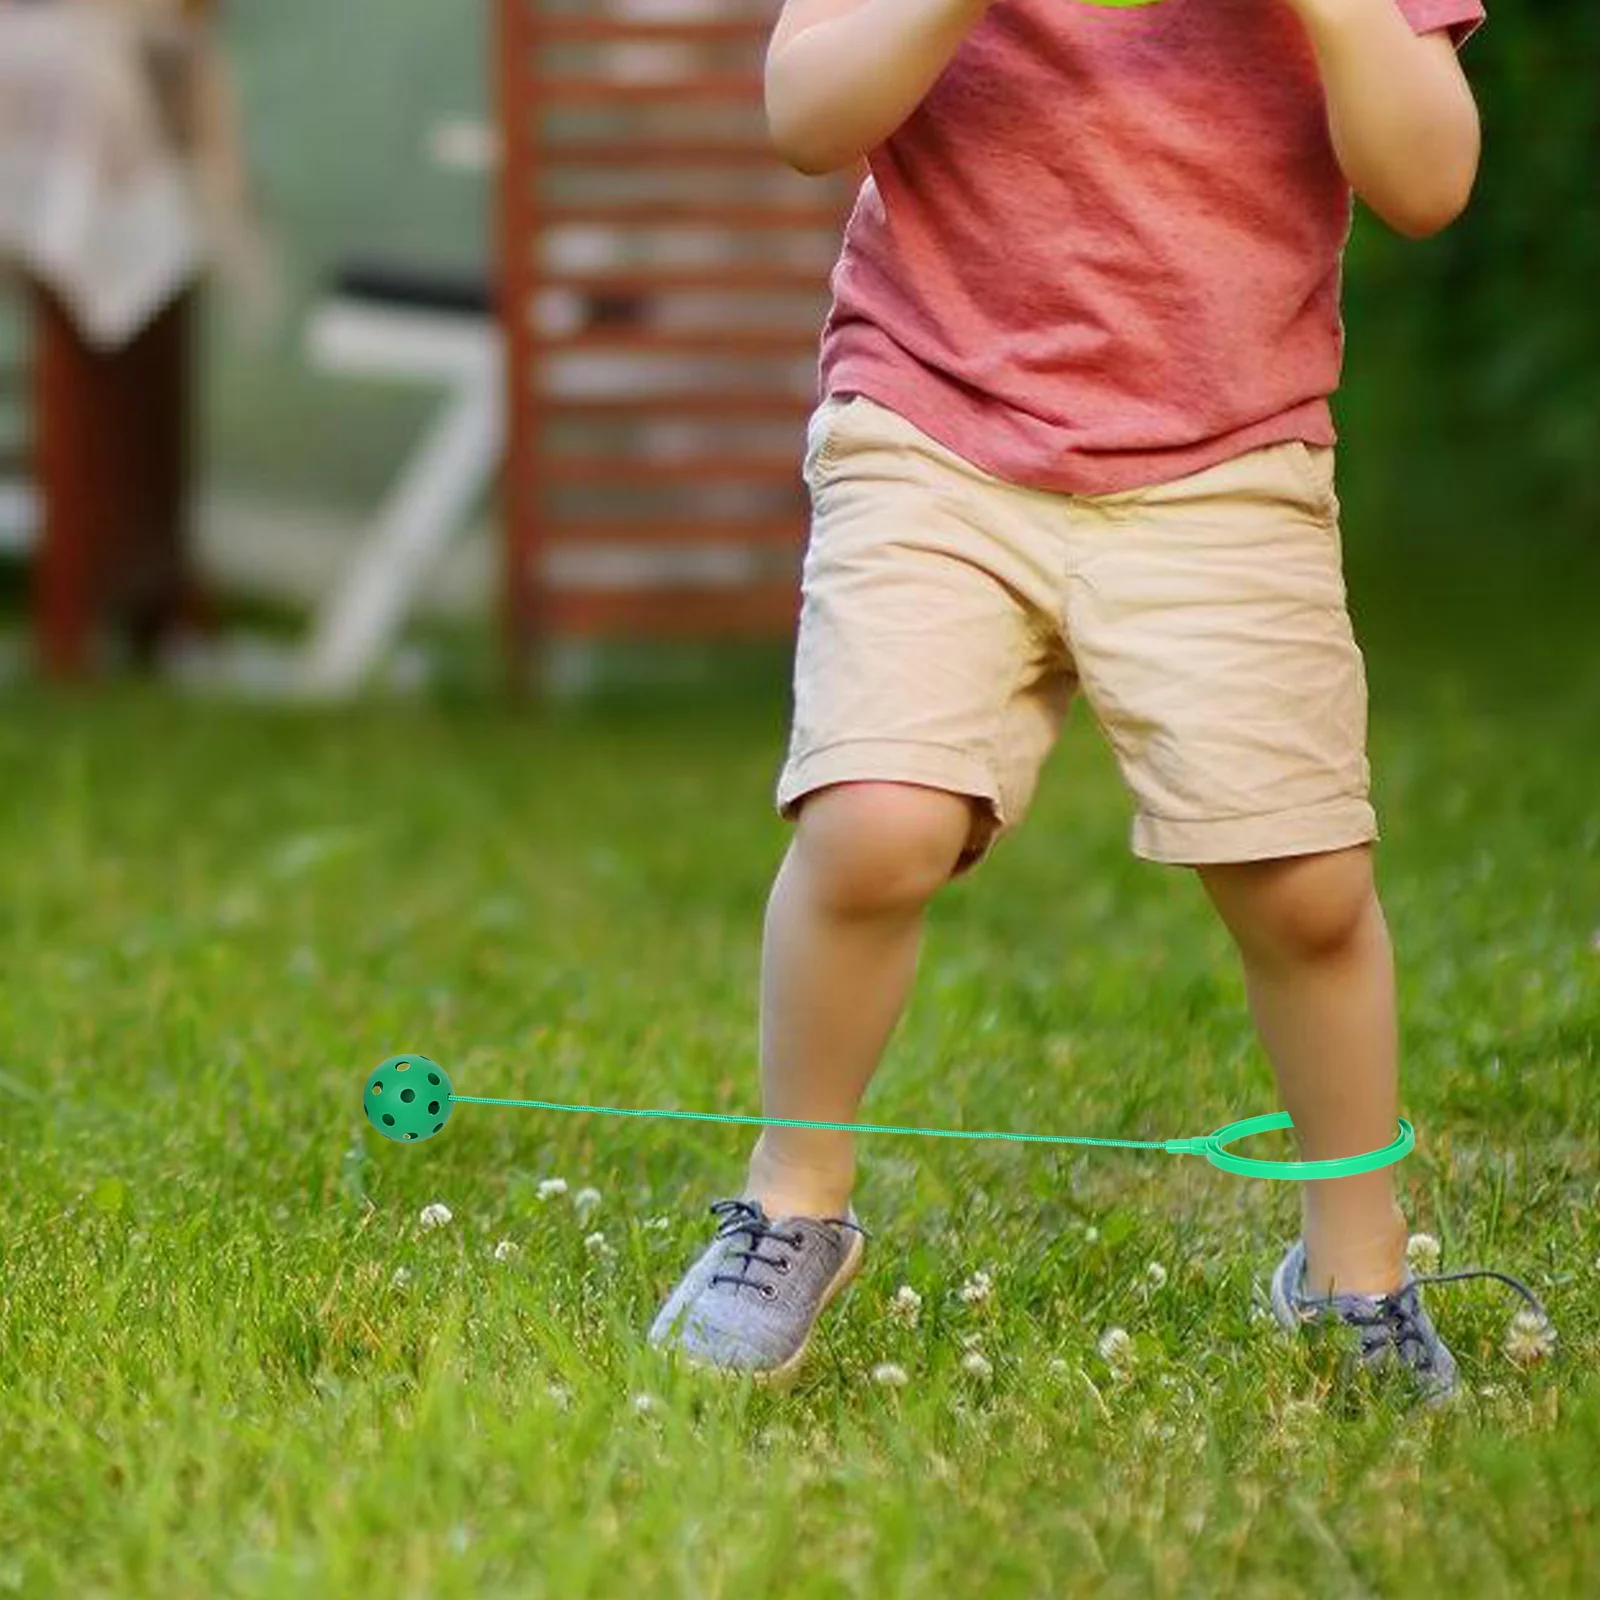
[0,0,1592,697]
[1,12,1596,1589]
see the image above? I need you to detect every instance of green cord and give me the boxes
[449,1094,1170,1149]
[363,1057,1416,1181]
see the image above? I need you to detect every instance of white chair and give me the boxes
[296,261,503,696]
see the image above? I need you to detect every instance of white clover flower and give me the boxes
[871,1362,909,1388]
[419,1202,453,1230]
[492,1239,519,1262]
[1046,1356,1071,1379]
[960,1351,993,1380]
[546,1383,572,1411]
[631,1392,661,1416]
[1406,1233,1442,1276]
[584,1231,613,1257]
[1098,1326,1136,1375]
[957,1330,984,1351]
[573,1186,603,1219]
[888,1284,922,1326]
[1083,1226,1100,1244]
[390,1266,413,1289]
[1503,1307,1558,1365]
[958,1269,993,1305]
[536,1178,568,1201]
[1145,1261,1168,1290]
[644,1216,672,1232]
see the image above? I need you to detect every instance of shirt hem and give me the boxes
[818,352,1338,498]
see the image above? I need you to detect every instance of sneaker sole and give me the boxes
[673,1224,867,1392]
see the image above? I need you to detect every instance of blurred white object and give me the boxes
[0,480,38,558]
[427,118,501,175]
[0,1,272,347]
[0,3,199,345]
[291,101,511,697]
[298,295,504,697]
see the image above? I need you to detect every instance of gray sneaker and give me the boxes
[648,1197,868,1385]
[1269,1238,1552,1406]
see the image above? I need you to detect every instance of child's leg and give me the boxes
[1198,843,1408,1298]
[743,780,978,1219]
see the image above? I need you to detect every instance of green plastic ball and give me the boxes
[365,1055,453,1143]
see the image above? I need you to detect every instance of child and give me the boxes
[649,0,1530,1401]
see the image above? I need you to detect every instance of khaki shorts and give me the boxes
[776,393,1376,869]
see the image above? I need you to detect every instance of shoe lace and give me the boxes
[705,1197,868,1298]
[1342,1267,1551,1373]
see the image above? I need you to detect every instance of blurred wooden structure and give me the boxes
[7,0,222,677]
[30,281,200,676]
[495,0,859,679]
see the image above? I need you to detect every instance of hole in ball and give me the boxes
[396,1061,410,1072]
[371,1083,382,1095]
[433,1123,443,1133]
[406,1132,416,1140]
[382,1114,394,1126]
[428,1101,440,1116]
[400,1088,415,1104]
[428,1072,440,1085]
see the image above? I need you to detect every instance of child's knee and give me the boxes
[792,781,980,915]
[1202,846,1381,966]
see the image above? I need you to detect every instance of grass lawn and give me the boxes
[2,551,1597,1599]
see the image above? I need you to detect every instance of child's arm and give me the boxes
[1288,0,1482,238]
[765,0,994,175]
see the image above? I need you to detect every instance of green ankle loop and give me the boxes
[1196,1112,1415,1181]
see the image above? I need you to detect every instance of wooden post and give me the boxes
[29,281,200,678]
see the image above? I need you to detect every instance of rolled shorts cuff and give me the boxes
[776,738,1003,823]
[1133,796,1378,866]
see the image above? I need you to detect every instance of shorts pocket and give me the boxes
[802,393,867,489]
[1287,441,1340,524]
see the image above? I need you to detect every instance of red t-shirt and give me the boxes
[817,0,1486,495]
